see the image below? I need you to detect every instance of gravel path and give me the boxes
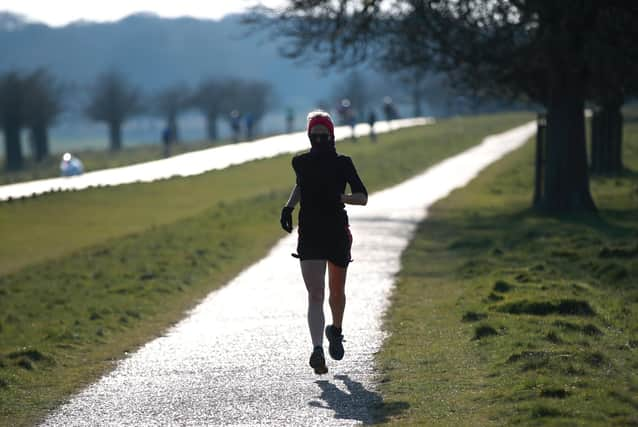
[42,122,536,426]
[0,119,431,202]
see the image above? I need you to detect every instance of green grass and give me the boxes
[0,112,533,426]
[374,113,638,425]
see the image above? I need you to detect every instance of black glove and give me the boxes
[280,206,294,233]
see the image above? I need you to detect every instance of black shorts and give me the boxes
[296,225,353,268]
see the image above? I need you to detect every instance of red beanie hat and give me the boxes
[307,114,335,140]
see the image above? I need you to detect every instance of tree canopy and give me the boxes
[253,1,638,104]
[250,0,638,213]
[85,71,143,151]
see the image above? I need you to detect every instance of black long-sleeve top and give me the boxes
[292,151,368,234]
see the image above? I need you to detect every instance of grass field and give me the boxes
[375,112,638,425]
[0,112,532,426]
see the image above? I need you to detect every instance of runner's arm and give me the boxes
[285,184,300,208]
[342,157,368,206]
[341,193,367,205]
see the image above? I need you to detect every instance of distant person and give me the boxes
[367,110,377,142]
[286,107,295,134]
[162,126,172,157]
[244,112,255,140]
[279,110,368,375]
[60,152,84,177]
[338,99,357,140]
[230,110,241,142]
[383,96,398,128]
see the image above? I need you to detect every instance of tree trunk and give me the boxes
[206,114,218,141]
[539,82,596,213]
[109,121,122,151]
[612,108,623,172]
[532,113,546,209]
[30,123,49,162]
[590,110,602,173]
[3,123,23,171]
[591,104,623,175]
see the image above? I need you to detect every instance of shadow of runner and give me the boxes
[309,374,409,424]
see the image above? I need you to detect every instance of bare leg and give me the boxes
[300,260,327,347]
[327,261,347,328]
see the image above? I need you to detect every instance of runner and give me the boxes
[280,110,368,375]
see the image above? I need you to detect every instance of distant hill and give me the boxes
[0,11,29,31]
[0,11,390,112]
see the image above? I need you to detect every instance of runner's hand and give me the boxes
[280,206,294,233]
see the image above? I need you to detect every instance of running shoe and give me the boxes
[309,346,328,375]
[325,325,345,360]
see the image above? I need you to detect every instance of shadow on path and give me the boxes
[309,374,409,424]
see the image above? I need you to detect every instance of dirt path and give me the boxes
[0,118,431,202]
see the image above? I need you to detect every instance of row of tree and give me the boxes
[0,69,273,171]
[328,68,487,122]
[250,1,638,213]
[0,70,61,170]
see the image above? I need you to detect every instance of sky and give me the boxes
[0,0,283,27]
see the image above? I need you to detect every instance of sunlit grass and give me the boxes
[374,113,638,425]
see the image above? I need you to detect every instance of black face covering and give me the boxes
[310,134,330,145]
[309,133,335,154]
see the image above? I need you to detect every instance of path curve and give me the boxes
[0,119,431,202]
[42,121,536,426]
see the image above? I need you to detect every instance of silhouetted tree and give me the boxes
[249,1,638,213]
[155,83,190,144]
[0,71,25,171]
[192,78,226,141]
[393,1,598,213]
[402,72,457,117]
[220,78,249,140]
[194,78,273,142]
[236,79,273,139]
[23,68,63,162]
[590,106,623,175]
[587,5,638,175]
[85,71,142,151]
[396,67,429,117]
